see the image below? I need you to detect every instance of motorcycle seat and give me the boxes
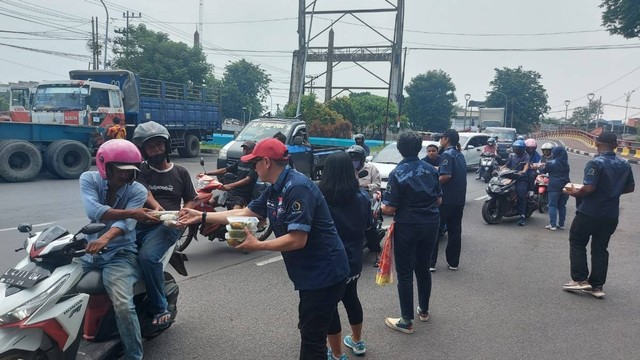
[76,269,146,295]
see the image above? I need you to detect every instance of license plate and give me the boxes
[0,268,48,289]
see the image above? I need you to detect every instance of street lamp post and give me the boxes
[99,0,109,69]
[242,106,247,127]
[623,90,634,136]
[587,93,595,131]
[487,90,508,127]
[463,93,471,130]
[564,100,570,129]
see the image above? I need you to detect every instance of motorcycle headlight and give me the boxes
[0,274,69,325]
[218,147,228,159]
[197,179,211,189]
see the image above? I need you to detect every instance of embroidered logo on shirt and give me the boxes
[292,201,302,212]
[587,168,595,176]
[441,159,449,166]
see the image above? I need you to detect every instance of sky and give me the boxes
[1,0,640,121]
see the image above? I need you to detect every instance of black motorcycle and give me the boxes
[478,153,499,183]
[482,169,537,224]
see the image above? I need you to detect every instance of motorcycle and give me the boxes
[175,158,273,252]
[534,172,549,213]
[478,153,499,183]
[482,169,538,224]
[0,222,186,360]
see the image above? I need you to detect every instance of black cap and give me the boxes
[596,131,617,146]
[241,140,257,150]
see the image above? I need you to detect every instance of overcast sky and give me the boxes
[1,0,639,121]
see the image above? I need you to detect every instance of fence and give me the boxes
[532,129,640,157]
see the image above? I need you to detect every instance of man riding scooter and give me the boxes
[347,145,383,266]
[501,139,530,226]
[203,140,258,209]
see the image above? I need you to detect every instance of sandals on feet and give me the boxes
[152,310,172,327]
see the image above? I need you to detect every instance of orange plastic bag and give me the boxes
[375,223,394,286]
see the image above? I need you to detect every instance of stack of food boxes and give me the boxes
[225,217,259,247]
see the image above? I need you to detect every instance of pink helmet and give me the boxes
[525,138,537,149]
[96,139,143,179]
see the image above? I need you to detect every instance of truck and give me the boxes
[217,118,346,180]
[0,70,220,182]
[482,126,517,164]
[478,107,505,130]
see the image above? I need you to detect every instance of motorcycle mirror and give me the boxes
[200,157,205,167]
[358,170,369,178]
[79,223,106,236]
[17,223,33,234]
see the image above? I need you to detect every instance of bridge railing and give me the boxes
[531,129,640,153]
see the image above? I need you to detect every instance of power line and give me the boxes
[0,56,73,77]
[0,42,91,61]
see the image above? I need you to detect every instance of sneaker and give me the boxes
[447,263,458,271]
[327,350,348,360]
[385,317,413,334]
[517,216,526,226]
[373,254,380,268]
[557,226,565,230]
[429,267,436,272]
[343,335,366,356]
[582,286,605,298]
[562,280,592,291]
[545,225,557,231]
[417,307,430,322]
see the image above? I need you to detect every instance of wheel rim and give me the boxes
[175,228,189,250]
[487,200,500,220]
[8,151,31,170]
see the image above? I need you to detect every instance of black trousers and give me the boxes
[298,280,346,360]
[431,204,464,268]
[328,275,363,335]
[569,212,618,288]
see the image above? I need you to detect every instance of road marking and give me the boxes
[475,195,489,201]
[256,255,283,266]
[0,222,55,233]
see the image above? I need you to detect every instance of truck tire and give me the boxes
[0,140,43,182]
[45,140,91,179]
[177,134,200,158]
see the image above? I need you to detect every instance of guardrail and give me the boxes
[531,129,640,157]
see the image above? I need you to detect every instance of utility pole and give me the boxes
[122,11,142,59]
[623,90,634,136]
[99,0,109,69]
[91,17,97,70]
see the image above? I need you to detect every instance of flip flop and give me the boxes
[152,310,172,327]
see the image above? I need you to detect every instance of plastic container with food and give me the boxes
[563,183,584,191]
[225,233,245,247]
[225,225,254,239]
[226,217,259,231]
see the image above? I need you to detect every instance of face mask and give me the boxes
[352,160,362,170]
[148,154,165,166]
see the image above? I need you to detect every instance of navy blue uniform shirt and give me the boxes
[248,166,349,290]
[439,146,467,206]
[383,156,441,224]
[421,155,441,167]
[578,152,634,219]
[544,147,570,192]
[328,189,373,278]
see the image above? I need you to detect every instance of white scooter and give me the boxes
[0,223,187,360]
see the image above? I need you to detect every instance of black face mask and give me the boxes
[147,154,165,166]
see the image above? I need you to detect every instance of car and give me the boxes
[368,140,439,189]
[457,132,492,169]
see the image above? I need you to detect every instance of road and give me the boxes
[1,150,639,359]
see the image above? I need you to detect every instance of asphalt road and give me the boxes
[1,150,639,360]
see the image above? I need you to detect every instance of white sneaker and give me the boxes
[545,225,557,231]
[562,280,591,291]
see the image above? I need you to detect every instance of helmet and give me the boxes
[96,139,143,179]
[487,138,496,145]
[525,138,537,148]
[354,133,365,142]
[132,121,171,159]
[517,135,525,141]
[512,140,526,149]
[347,145,366,160]
[541,142,554,150]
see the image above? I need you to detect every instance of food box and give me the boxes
[225,233,245,247]
[563,183,584,191]
[225,225,252,239]
[149,211,180,228]
[226,217,259,231]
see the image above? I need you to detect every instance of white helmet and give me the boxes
[541,142,554,150]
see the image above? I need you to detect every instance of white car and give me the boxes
[457,132,492,169]
[368,140,439,189]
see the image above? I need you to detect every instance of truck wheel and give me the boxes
[45,140,91,179]
[177,134,200,158]
[0,140,43,182]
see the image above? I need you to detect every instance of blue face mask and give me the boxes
[352,160,362,170]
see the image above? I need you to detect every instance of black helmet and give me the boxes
[347,144,366,162]
[132,121,172,160]
[354,133,365,142]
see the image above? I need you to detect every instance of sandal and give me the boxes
[152,310,172,327]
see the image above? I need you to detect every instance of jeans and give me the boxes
[79,251,143,360]
[547,191,568,227]
[569,212,619,288]
[298,280,346,360]
[136,224,181,314]
[516,181,528,216]
[394,222,439,320]
[431,205,463,268]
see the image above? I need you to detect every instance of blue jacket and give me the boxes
[544,147,570,192]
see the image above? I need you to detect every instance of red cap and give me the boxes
[241,138,289,162]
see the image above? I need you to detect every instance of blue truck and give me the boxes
[217,118,346,180]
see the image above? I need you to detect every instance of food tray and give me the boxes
[225,232,245,247]
[227,217,259,231]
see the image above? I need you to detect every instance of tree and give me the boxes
[284,94,352,137]
[569,99,603,127]
[600,0,640,39]
[0,92,9,111]
[486,66,549,133]
[220,59,271,121]
[111,24,214,85]
[404,70,457,132]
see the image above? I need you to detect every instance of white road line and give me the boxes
[256,255,283,266]
[0,222,55,233]
[475,195,489,201]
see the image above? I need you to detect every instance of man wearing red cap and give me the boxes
[178,138,349,360]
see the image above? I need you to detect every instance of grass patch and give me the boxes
[201,143,222,150]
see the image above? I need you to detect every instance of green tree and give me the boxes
[0,92,9,111]
[220,59,271,121]
[284,94,351,137]
[111,24,214,85]
[486,66,549,133]
[600,0,640,38]
[569,99,603,127]
[404,70,457,132]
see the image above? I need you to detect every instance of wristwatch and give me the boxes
[201,212,207,224]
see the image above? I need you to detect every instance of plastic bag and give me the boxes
[375,223,394,286]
